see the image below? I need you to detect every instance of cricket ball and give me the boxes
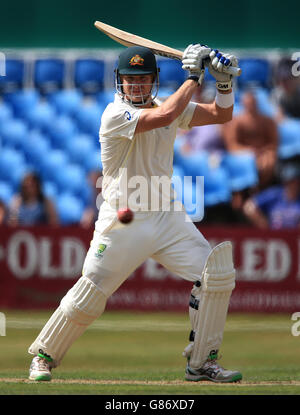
[117,207,134,224]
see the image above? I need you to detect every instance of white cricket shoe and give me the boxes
[185,351,242,383]
[29,355,52,381]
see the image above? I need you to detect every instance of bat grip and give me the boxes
[203,58,241,77]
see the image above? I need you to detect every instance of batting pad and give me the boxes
[28,277,107,367]
[188,241,236,369]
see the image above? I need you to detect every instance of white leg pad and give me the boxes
[28,276,107,367]
[188,241,236,369]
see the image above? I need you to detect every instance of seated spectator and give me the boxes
[243,161,300,229]
[222,90,278,190]
[178,85,225,156]
[0,200,7,225]
[80,169,103,228]
[272,57,300,120]
[9,172,58,226]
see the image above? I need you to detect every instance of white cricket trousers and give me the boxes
[28,205,211,367]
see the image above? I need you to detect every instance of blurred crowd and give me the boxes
[0,56,300,230]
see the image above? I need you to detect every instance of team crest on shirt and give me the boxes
[129,55,144,66]
[124,111,131,120]
[95,243,107,258]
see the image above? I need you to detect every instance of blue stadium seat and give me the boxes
[83,150,102,173]
[0,119,28,150]
[0,148,25,182]
[179,151,210,179]
[53,164,86,196]
[278,118,300,159]
[67,134,95,166]
[221,152,258,191]
[23,130,51,170]
[74,102,104,139]
[43,181,58,201]
[24,102,56,133]
[0,102,13,123]
[49,115,78,149]
[0,59,25,93]
[74,59,105,94]
[204,167,231,206]
[3,89,40,118]
[97,89,115,106]
[57,192,84,225]
[0,181,13,204]
[237,58,271,89]
[34,58,65,94]
[41,150,69,181]
[49,89,83,117]
[158,59,186,90]
[10,164,28,190]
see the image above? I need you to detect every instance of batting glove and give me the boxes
[182,44,211,84]
[207,50,239,91]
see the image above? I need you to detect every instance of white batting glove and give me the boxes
[182,44,211,84]
[207,49,239,91]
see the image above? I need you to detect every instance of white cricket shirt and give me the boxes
[99,93,197,212]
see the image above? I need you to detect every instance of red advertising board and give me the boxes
[0,225,299,312]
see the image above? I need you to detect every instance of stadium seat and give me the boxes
[3,89,40,118]
[48,115,78,149]
[43,181,58,201]
[0,59,25,93]
[278,118,300,159]
[0,181,13,204]
[34,58,65,94]
[97,89,115,106]
[179,151,210,179]
[67,134,95,166]
[83,150,102,173]
[41,150,69,181]
[24,102,56,133]
[203,167,231,206]
[237,58,271,89]
[74,101,104,139]
[158,59,186,90]
[57,192,84,225]
[0,102,13,124]
[23,130,51,170]
[221,152,259,191]
[0,148,25,182]
[49,89,83,117]
[53,164,86,196]
[10,164,28,190]
[0,119,28,150]
[74,59,105,94]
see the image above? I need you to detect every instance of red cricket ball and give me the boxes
[117,207,134,224]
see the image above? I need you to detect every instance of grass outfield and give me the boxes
[0,310,300,395]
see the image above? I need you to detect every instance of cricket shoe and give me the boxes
[29,353,52,381]
[185,350,242,383]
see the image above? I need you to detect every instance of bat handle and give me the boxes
[203,57,241,77]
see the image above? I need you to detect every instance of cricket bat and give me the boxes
[94,21,241,77]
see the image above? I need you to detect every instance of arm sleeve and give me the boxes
[176,101,197,130]
[100,104,143,140]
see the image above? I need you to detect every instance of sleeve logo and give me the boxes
[124,111,132,120]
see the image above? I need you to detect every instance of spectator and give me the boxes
[243,161,300,229]
[9,172,58,226]
[272,57,300,120]
[0,200,7,225]
[222,90,278,190]
[178,85,225,156]
[80,169,103,229]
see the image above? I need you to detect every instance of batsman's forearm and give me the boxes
[157,79,198,124]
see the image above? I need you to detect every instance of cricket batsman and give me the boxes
[28,44,242,383]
